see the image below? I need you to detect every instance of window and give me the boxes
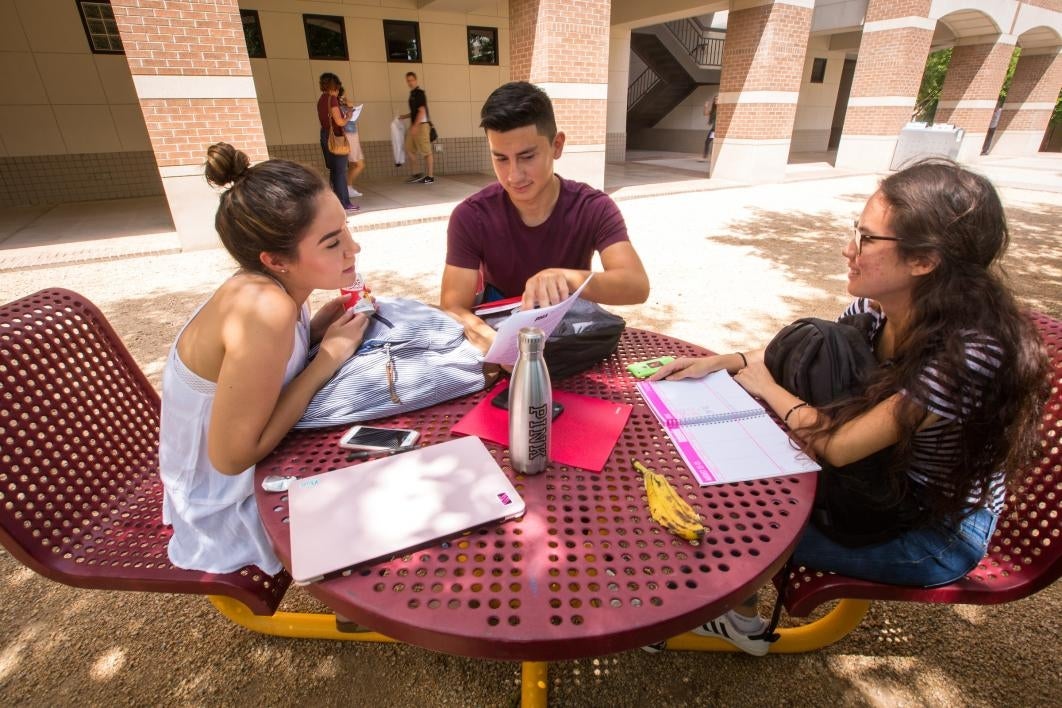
[303,14,348,60]
[467,26,498,66]
[76,0,123,54]
[241,10,266,59]
[810,57,827,84]
[383,20,421,63]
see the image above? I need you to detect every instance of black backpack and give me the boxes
[483,299,625,381]
[543,300,625,380]
[764,315,925,546]
[763,315,878,407]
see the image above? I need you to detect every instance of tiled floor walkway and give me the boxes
[2,150,1058,273]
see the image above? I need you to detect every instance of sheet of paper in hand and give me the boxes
[483,274,593,365]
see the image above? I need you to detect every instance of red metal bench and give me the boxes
[0,288,289,616]
[664,309,1062,653]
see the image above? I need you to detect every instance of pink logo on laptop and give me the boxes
[497,492,512,505]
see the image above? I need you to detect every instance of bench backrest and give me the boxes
[0,288,288,614]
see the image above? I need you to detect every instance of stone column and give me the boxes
[712,0,814,184]
[935,37,1017,162]
[510,0,610,188]
[835,0,935,172]
[992,48,1062,155]
[110,0,265,251]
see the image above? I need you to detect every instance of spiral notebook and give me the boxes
[636,371,820,486]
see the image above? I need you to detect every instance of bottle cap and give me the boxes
[517,327,546,353]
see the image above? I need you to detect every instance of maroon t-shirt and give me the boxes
[446,176,630,297]
[317,93,342,136]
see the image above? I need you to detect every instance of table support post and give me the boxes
[521,661,548,708]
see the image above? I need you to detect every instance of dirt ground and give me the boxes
[1,172,1061,706]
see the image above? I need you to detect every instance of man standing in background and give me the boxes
[399,72,434,184]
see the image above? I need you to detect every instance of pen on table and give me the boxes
[346,444,417,462]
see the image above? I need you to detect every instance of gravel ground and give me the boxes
[2,172,1061,706]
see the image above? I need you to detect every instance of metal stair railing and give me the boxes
[664,18,724,68]
[627,67,660,110]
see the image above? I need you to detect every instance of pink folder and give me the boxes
[451,381,632,473]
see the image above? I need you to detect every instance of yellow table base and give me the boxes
[209,596,869,706]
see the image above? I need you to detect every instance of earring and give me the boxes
[280,268,288,274]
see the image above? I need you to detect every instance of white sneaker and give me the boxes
[347,187,362,197]
[691,611,771,656]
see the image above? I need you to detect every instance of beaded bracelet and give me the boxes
[783,402,808,425]
[735,351,748,369]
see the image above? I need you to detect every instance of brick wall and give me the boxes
[110,0,251,76]
[864,0,931,23]
[842,5,934,137]
[509,0,608,83]
[717,2,812,142]
[935,41,1015,132]
[720,4,810,94]
[848,28,934,101]
[139,99,268,166]
[1020,0,1062,11]
[111,0,266,170]
[553,99,606,145]
[998,51,1062,133]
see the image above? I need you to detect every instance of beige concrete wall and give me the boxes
[0,0,510,159]
[791,36,847,152]
[0,0,150,158]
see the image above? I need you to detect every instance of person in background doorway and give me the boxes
[317,73,358,214]
[339,86,366,199]
[700,96,717,167]
[399,72,434,184]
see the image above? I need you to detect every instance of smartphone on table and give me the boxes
[338,425,420,451]
[626,356,675,379]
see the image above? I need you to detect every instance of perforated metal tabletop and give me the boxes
[256,329,816,661]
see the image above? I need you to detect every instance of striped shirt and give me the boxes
[842,298,1006,513]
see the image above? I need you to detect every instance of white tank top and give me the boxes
[159,298,310,574]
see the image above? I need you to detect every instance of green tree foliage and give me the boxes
[914,48,952,123]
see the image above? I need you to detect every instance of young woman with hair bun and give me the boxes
[159,142,369,574]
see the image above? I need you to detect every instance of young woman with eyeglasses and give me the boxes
[644,159,1049,655]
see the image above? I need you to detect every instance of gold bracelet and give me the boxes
[783,402,808,425]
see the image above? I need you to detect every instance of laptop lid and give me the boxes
[288,436,526,585]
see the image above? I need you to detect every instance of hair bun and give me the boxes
[205,142,251,188]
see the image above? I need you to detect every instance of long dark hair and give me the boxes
[814,160,1049,521]
[205,142,328,274]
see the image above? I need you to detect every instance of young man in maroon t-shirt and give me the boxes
[441,81,649,350]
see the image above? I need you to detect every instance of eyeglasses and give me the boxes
[851,220,902,255]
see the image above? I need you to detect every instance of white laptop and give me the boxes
[287,436,526,585]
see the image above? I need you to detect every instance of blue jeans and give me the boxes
[792,507,998,587]
[320,130,351,208]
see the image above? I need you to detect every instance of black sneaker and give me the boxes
[419,176,435,184]
[404,173,424,183]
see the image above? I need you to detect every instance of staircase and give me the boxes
[627,32,696,133]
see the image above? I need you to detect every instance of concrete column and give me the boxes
[110,0,266,251]
[835,0,934,172]
[712,0,814,184]
[935,37,1017,162]
[510,0,611,188]
[992,48,1062,156]
[607,27,632,164]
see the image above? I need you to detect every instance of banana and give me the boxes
[632,458,708,542]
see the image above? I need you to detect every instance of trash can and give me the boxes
[890,122,965,170]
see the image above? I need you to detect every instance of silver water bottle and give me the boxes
[509,327,552,475]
